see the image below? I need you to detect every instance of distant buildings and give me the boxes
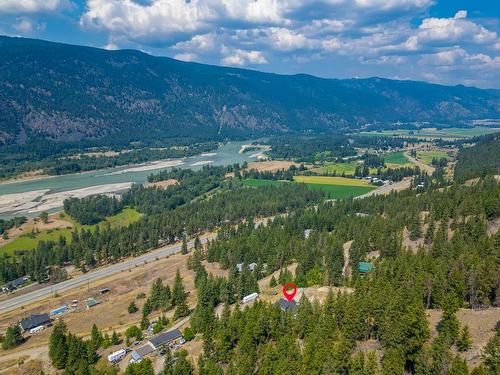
[236,262,258,272]
[19,313,50,333]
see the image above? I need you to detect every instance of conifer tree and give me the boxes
[49,320,68,369]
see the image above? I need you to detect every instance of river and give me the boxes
[0,141,260,219]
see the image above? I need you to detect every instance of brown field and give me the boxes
[145,179,179,189]
[246,160,299,172]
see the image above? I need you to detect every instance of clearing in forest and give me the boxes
[0,208,142,256]
[383,152,413,167]
[416,150,450,165]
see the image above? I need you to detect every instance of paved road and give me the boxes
[0,181,409,314]
[0,233,217,313]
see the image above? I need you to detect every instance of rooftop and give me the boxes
[278,298,297,312]
[20,313,50,331]
[358,262,373,273]
[149,328,182,349]
[131,343,155,360]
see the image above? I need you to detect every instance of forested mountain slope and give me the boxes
[1,36,499,146]
[454,135,500,182]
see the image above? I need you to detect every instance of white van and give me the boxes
[29,325,44,334]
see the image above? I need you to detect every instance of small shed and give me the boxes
[86,298,101,309]
[357,262,373,273]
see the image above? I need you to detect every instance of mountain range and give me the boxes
[0,36,499,146]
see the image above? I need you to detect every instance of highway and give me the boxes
[0,180,408,314]
[0,233,217,313]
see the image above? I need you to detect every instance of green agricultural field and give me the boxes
[359,127,500,139]
[293,175,373,186]
[0,208,142,256]
[243,176,375,199]
[241,179,289,187]
[298,183,375,199]
[384,152,411,166]
[416,151,450,164]
[293,176,376,199]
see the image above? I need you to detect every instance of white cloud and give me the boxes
[0,0,72,14]
[221,48,267,66]
[406,10,497,49]
[173,33,217,52]
[13,18,46,33]
[174,53,198,62]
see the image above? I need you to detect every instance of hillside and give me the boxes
[1,36,500,147]
[454,135,500,182]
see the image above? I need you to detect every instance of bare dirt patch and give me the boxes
[246,160,299,172]
[145,179,179,190]
[427,308,500,368]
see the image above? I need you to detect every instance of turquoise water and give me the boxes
[0,141,258,218]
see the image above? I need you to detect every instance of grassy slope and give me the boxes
[293,176,373,186]
[384,152,411,166]
[416,151,449,164]
[0,208,141,256]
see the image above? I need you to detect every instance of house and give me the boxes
[248,263,257,272]
[130,343,155,363]
[304,229,311,239]
[2,276,30,292]
[148,328,183,350]
[278,298,297,312]
[50,305,68,316]
[19,313,50,332]
[236,263,258,272]
[235,263,244,272]
[358,262,373,273]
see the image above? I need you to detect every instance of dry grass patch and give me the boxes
[246,160,299,172]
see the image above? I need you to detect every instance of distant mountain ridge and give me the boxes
[0,36,499,146]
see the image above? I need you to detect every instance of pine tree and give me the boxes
[172,270,187,306]
[128,301,138,313]
[111,330,120,345]
[90,324,102,349]
[49,320,68,369]
[181,237,188,255]
[269,275,277,287]
[457,325,472,352]
[2,325,23,349]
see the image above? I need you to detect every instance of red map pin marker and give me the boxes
[282,283,297,302]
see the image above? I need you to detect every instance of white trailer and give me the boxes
[242,292,258,304]
[29,325,44,334]
[107,349,126,363]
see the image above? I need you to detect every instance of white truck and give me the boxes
[107,349,126,363]
[241,292,258,304]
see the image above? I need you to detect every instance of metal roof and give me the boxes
[358,262,373,273]
[149,328,182,348]
[20,313,50,331]
[131,343,155,360]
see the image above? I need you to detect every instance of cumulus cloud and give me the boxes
[403,10,497,50]
[0,0,72,14]
[174,53,198,62]
[221,48,268,66]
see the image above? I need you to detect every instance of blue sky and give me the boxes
[0,0,499,88]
